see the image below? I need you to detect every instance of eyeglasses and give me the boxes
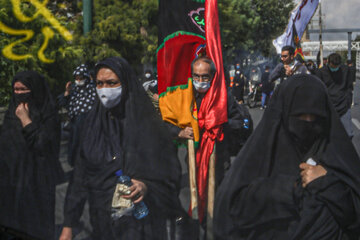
[192,74,211,82]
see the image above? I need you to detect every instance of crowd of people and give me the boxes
[0,44,359,240]
[230,46,356,140]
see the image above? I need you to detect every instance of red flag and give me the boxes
[195,0,228,221]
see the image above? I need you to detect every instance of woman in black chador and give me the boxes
[60,57,183,240]
[0,71,63,239]
[214,74,360,240]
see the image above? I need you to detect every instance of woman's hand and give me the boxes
[59,227,72,240]
[299,163,327,187]
[122,179,147,204]
[64,81,72,96]
[15,103,32,127]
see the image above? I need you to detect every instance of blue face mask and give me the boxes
[193,80,211,93]
[329,66,340,72]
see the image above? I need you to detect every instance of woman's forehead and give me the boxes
[14,81,27,88]
[97,67,118,79]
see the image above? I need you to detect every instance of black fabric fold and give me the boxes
[0,71,63,240]
[64,57,184,239]
[315,65,353,116]
[214,74,360,240]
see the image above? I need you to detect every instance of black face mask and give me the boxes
[14,92,32,106]
[288,117,325,154]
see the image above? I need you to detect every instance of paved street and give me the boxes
[351,74,360,155]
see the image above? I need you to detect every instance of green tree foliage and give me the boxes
[219,0,294,63]
[0,0,84,106]
[0,0,295,106]
[78,0,158,68]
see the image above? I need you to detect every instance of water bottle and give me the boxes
[114,170,149,220]
[243,118,249,129]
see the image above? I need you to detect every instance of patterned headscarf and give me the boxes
[67,64,96,120]
[73,64,90,78]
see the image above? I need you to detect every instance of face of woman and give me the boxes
[14,81,31,94]
[288,113,325,154]
[297,113,316,122]
[96,68,121,89]
[95,68,124,109]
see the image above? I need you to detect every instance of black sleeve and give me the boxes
[349,66,356,83]
[230,175,298,228]
[163,121,182,140]
[57,93,70,109]
[261,73,267,84]
[314,68,323,80]
[226,91,245,130]
[63,149,88,227]
[222,91,253,156]
[269,64,284,82]
[22,114,60,155]
[306,172,359,228]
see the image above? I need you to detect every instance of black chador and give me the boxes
[214,74,360,240]
[63,57,184,239]
[0,71,63,239]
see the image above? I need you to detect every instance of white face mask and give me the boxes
[193,80,211,93]
[145,73,151,78]
[75,80,86,86]
[96,86,122,108]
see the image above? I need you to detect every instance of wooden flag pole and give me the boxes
[206,144,216,240]
[188,139,198,220]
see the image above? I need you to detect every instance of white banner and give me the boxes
[273,0,319,54]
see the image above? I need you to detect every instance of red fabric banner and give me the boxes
[195,0,228,222]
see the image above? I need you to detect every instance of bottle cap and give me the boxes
[115,169,123,176]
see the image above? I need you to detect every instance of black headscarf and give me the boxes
[214,74,360,239]
[315,65,353,116]
[80,57,182,216]
[6,71,57,125]
[0,71,63,239]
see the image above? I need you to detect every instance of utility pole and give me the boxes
[348,32,352,61]
[83,0,92,35]
[319,0,323,67]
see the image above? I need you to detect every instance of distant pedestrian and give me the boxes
[232,68,245,104]
[143,69,154,83]
[315,53,354,138]
[305,60,316,75]
[260,66,274,109]
[347,60,357,106]
[269,45,308,83]
[142,73,159,112]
